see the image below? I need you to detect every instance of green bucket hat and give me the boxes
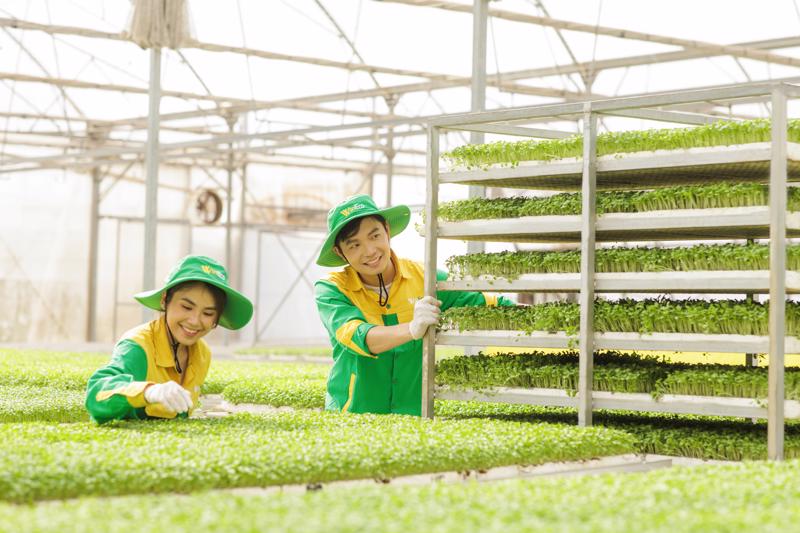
[134,255,254,330]
[316,194,411,267]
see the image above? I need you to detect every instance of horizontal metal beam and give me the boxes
[3,138,426,176]
[497,35,800,84]
[72,73,800,134]
[446,123,574,138]
[0,71,382,120]
[5,80,793,172]
[382,0,800,69]
[600,108,725,125]
[430,81,796,126]
[98,214,325,234]
[0,112,434,169]
[0,17,461,83]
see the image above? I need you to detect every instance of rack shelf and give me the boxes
[436,330,800,354]
[441,142,800,190]
[439,270,800,293]
[435,207,800,243]
[436,386,800,419]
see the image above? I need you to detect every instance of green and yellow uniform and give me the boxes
[85,316,211,424]
[315,252,513,416]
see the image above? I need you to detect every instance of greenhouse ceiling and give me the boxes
[2,0,800,177]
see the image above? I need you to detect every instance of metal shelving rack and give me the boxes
[421,82,800,460]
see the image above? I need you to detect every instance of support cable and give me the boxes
[488,12,502,94]
[45,0,75,137]
[527,0,584,93]
[586,0,604,89]
[313,0,383,91]
[0,29,86,120]
[31,57,93,132]
[175,49,221,133]
[337,0,364,125]
[278,0,340,37]
[0,1,31,165]
[236,0,257,103]
[0,80,65,133]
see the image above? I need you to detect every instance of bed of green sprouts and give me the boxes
[443,118,800,169]
[446,243,800,280]
[436,182,800,222]
[436,350,800,401]
[439,299,800,337]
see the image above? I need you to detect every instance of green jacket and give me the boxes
[85,316,211,424]
[314,253,513,416]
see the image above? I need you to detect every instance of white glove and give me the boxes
[144,381,193,413]
[409,295,441,340]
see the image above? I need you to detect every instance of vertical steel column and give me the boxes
[578,105,597,427]
[224,118,236,345]
[141,47,161,322]
[467,0,488,257]
[112,219,122,341]
[422,126,440,419]
[225,116,236,282]
[237,163,248,298]
[253,230,263,345]
[86,166,100,341]
[369,123,378,198]
[768,85,788,460]
[464,0,489,357]
[366,169,375,198]
[225,166,233,271]
[470,0,487,134]
[186,167,193,255]
[385,100,396,207]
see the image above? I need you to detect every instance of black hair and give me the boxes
[165,281,227,325]
[334,214,387,249]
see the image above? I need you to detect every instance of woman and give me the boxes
[86,255,253,423]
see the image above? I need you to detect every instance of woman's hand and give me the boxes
[144,381,193,413]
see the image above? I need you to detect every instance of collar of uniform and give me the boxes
[342,249,407,291]
[393,251,412,281]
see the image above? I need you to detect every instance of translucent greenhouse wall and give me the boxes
[3,158,480,345]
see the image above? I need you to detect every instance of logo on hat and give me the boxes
[202,264,226,280]
[340,203,366,218]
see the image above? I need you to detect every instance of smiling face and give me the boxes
[334,216,392,280]
[160,282,221,346]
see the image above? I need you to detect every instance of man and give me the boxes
[314,194,513,416]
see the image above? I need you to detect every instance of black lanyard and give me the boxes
[164,312,183,374]
[377,273,389,307]
[170,339,182,374]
